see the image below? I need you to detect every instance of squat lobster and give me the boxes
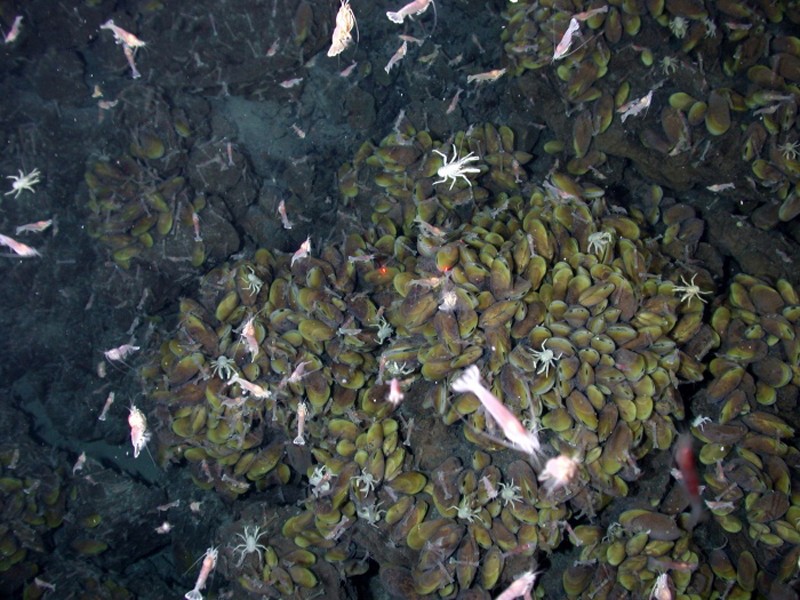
[231,525,269,568]
[432,144,481,190]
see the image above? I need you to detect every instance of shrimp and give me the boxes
[451,366,542,458]
[291,236,311,266]
[239,316,260,358]
[128,405,150,459]
[495,568,539,600]
[384,41,408,74]
[15,219,52,235]
[277,200,293,229]
[184,547,218,600]
[98,391,115,421]
[293,401,308,446]
[328,0,357,57]
[228,373,271,399]
[100,19,146,49]
[3,15,22,44]
[72,452,87,476]
[674,434,703,529]
[386,0,435,25]
[122,44,141,79]
[387,377,404,407]
[191,212,202,242]
[466,68,506,84]
[553,17,580,60]
[103,343,140,363]
[0,232,40,257]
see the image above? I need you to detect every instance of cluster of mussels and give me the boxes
[0,432,143,598]
[82,86,251,280]
[83,89,206,272]
[144,120,800,598]
[501,0,800,226]
[0,442,66,596]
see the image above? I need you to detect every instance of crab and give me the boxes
[374,314,394,344]
[5,168,41,198]
[497,480,523,507]
[702,17,717,38]
[351,471,378,495]
[528,339,563,377]
[668,16,688,39]
[432,144,481,190]
[586,231,612,255]
[778,140,799,161]
[384,360,414,378]
[210,355,238,381]
[448,495,484,523]
[691,414,712,431]
[671,274,712,305]
[240,266,264,296]
[356,500,385,527]
[660,55,678,76]
[231,525,269,568]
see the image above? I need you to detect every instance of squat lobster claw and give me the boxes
[432,144,481,190]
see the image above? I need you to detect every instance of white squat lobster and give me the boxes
[432,144,481,190]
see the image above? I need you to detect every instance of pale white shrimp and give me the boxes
[128,405,150,459]
[451,366,542,458]
[328,0,357,57]
[185,547,218,600]
[291,236,311,266]
[386,0,435,25]
[293,402,308,446]
[104,343,140,363]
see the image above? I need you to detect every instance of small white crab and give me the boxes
[586,231,612,255]
[528,340,563,377]
[385,360,414,378]
[671,274,712,305]
[497,480,523,507]
[241,266,264,296]
[5,168,41,198]
[432,144,481,190]
[702,17,717,38]
[374,315,394,344]
[357,500,385,527]
[691,414,712,431]
[231,525,269,568]
[351,471,378,495]
[660,56,678,76]
[448,495,483,523]
[210,355,238,381]
[668,16,688,39]
[778,140,799,161]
